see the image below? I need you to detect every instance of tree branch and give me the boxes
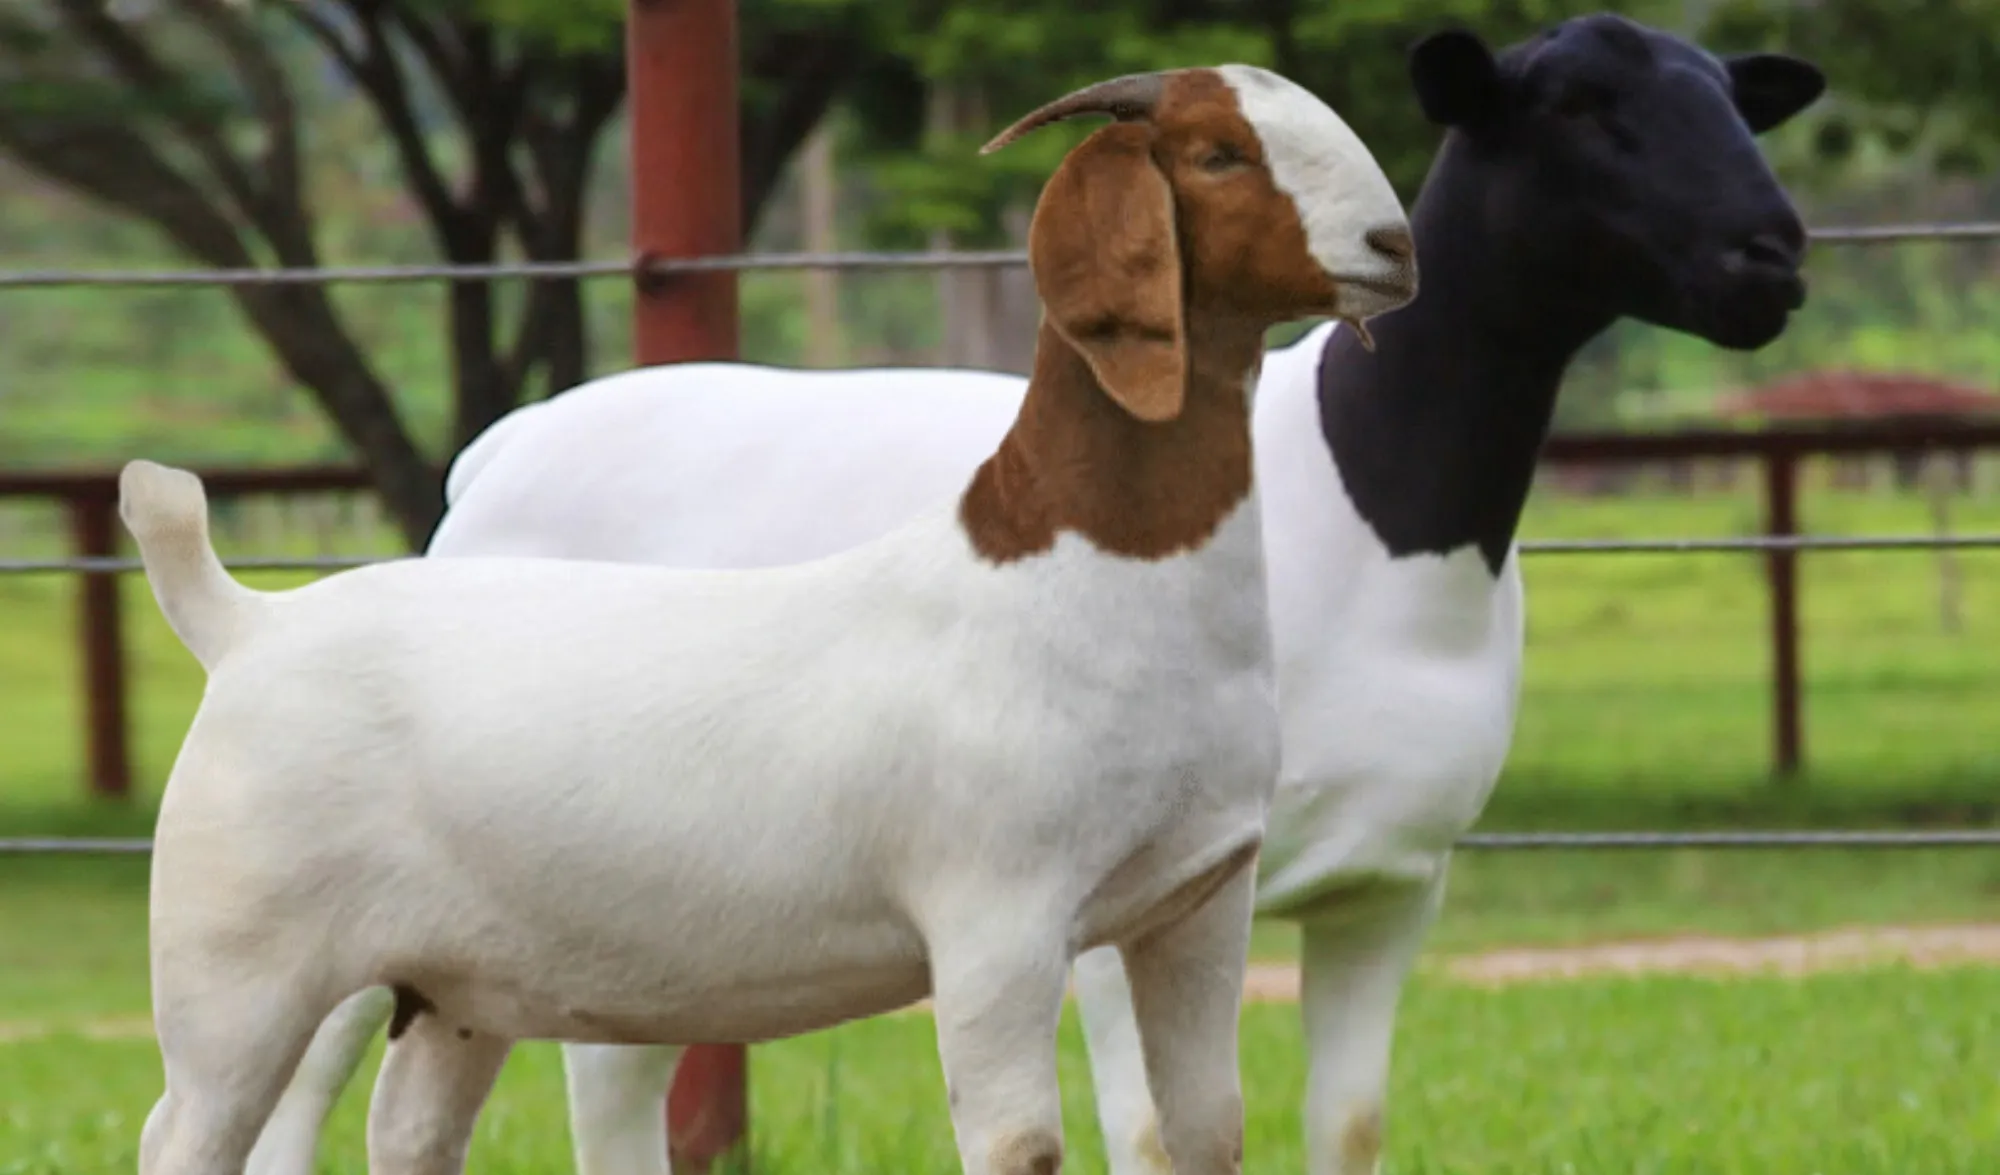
[288,1,467,251]
[51,0,264,225]
[176,0,308,253]
[741,30,870,234]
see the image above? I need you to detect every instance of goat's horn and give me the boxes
[980,72,1171,155]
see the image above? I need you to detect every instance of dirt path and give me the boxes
[1241,922,2000,1000]
[9,924,2000,1043]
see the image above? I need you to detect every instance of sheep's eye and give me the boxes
[1552,82,1615,119]
[1200,144,1247,173]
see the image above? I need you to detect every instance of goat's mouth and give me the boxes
[1335,271,1418,316]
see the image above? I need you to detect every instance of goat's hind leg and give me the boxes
[142,965,345,1175]
[366,1007,513,1175]
[244,985,398,1175]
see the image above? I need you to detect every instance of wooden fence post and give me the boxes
[70,490,131,800]
[1763,449,1802,779]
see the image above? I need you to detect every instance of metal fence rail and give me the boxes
[3,219,2000,290]
[3,531,1999,576]
[9,828,1999,856]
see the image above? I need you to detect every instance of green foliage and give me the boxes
[468,0,623,51]
[1707,0,2000,177]
[848,0,1698,248]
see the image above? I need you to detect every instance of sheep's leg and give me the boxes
[141,972,338,1175]
[245,986,396,1175]
[562,1043,686,1175]
[1116,861,1258,1175]
[1071,947,1171,1175]
[365,1013,512,1175]
[1298,873,1445,1175]
[928,927,1071,1175]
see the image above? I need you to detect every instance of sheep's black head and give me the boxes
[1409,13,1824,350]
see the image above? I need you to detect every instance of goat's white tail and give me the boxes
[119,460,260,671]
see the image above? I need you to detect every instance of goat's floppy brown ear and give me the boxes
[1028,123,1186,423]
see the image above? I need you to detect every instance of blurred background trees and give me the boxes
[0,0,1994,543]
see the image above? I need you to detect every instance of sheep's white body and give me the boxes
[431,326,1520,909]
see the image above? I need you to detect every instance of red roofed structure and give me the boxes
[1716,370,2000,422]
[1716,370,2000,490]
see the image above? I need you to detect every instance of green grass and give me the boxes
[6,968,1996,1174]
[1507,481,2000,794]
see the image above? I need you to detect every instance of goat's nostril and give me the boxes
[1365,225,1414,264]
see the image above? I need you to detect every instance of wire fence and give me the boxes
[3,218,2000,290]
[3,531,2000,577]
[10,829,2000,857]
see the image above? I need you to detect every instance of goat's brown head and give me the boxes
[986,66,1415,422]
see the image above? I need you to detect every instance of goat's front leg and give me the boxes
[927,922,1071,1175]
[562,1042,686,1175]
[365,1014,512,1175]
[1299,872,1445,1175]
[1116,857,1259,1175]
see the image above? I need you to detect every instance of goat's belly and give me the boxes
[357,851,935,1045]
[394,955,932,1046]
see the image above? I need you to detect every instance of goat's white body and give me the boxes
[142,55,1421,1175]
[242,323,1501,1175]
[160,501,1276,1043]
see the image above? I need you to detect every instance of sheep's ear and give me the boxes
[1724,52,1825,134]
[1409,27,1505,130]
[1029,122,1186,423]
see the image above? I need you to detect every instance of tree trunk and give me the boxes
[929,82,1001,369]
[450,275,510,451]
[993,201,1038,375]
[801,121,843,367]
[230,283,441,547]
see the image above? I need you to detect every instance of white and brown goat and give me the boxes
[125,66,1413,1175]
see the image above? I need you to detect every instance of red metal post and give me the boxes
[70,492,131,800]
[626,0,747,1169]
[629,0,741,366]
[1762,451,1802,779]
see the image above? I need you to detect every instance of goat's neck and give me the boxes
[960,316,1265,565]
[1317,160,1614,577]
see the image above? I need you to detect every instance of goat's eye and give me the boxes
[1199,144,1246,173]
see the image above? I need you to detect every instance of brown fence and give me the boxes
[5,419,2000,801]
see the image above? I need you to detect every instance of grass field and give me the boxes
[7,965,1997,1174]
[4,478,1997,1172]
